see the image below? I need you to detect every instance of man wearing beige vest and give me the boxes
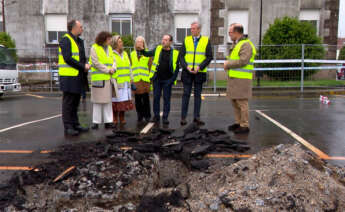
[224,23,256,134]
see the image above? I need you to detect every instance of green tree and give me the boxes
[0,32,16,48]
[260,16,325,80]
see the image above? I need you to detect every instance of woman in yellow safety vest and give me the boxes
[89,31,115,130]
[131,36,152,123]
[110,35,134,125]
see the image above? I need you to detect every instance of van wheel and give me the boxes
[0,93,3,97]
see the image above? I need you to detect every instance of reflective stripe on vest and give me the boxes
[184,36,209,73]
[130,50,150,83]
[151,45,179,81]
[228,39,256,79]
[89,44,113,81]
[58,34,79,77]
[113,51,131,84]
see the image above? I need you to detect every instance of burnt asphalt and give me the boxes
[1,91,345,182]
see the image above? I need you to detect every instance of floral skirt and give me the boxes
[112,101,134,112]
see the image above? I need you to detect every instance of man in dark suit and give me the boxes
[58,20,90,136]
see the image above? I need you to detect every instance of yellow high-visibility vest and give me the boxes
[131,50,150,83]
[58,34,80,76]
[151,45,179,81]
[184,36,209,73]
[227,39,256,79]
[89,44,113,81]
[113,51,131,84]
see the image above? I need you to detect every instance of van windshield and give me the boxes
[0,47,16,70]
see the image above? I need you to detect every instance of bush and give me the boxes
[112,32,134,56]
[0,32,17,62]
[260,17,325,80]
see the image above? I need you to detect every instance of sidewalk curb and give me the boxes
[3,89,345,98]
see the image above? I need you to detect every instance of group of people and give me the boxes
[58,19,255,136]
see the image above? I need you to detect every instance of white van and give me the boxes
[0,45,20,97]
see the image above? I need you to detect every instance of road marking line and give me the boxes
[206,154,252,158]
[0,166,32,170]
[0,150,33,154]
[25,93,45,99]
[140,122,155,134]
[191,93,227,97]
[0,114,62,133]
[0,150,51,154]
[256,110,330,159]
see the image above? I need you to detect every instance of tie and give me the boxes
[194,37,198,48]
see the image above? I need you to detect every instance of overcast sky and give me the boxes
[339,0,345,37]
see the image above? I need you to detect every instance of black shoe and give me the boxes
[193,118,205,126]
[144,117,151,123]
[234,126,250,134]
[74,125,89,133]
[64,128,79,136]
[180,119,187,126]
[91,124,99,130]
[104,123,116,129]
[151,116,160,123]
[228,123,240,131]
[163,119,169,125]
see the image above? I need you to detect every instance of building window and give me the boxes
[299,10,320,35]
[174,14,198,44]
[228,10,249,42]
[111,15,132,35]
[45,15,67,44]
[176,28,191,44]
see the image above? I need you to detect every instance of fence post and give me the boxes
[49,48,53,93]
[213,45,217,93]
[301,44,305,92]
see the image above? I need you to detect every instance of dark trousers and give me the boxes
[181,81,203,119]
[153,80,172,120]
[62,92,81,129]
[135,93,151,120]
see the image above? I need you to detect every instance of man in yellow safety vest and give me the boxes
[180,21,213,126]
[58,20,91,136]
[224,23,256,134]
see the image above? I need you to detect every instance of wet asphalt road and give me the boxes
[1,93,345,182]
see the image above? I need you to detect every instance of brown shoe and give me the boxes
[113,111,119,125]
[119,111,126,124]
[234,126,250,134]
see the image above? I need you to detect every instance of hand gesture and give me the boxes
[85,64,91,71]
[194,66,200,73]
[224,61,230,70]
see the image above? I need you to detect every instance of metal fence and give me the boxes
[13,44,345,92]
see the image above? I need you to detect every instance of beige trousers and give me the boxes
[231,99,249,128]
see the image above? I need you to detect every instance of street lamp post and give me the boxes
[257,0,263,87]
[2,0,5,32]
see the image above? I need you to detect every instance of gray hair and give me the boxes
[191,21,201,29]
[134,36,147,50]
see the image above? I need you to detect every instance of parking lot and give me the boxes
[1,92,345,182]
